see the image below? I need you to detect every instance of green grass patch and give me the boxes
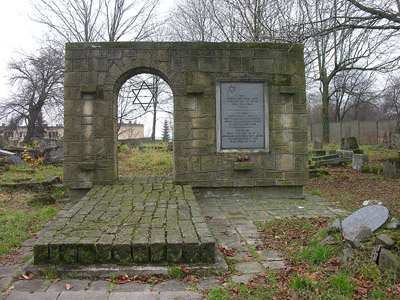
[0,202,58,255]
[118,146,173,177]
[0,164,62,184]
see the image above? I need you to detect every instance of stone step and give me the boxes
[34,180,215,265]
[311,154,339,161]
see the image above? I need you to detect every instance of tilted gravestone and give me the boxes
[342,205,389,235]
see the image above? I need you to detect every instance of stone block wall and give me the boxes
[64,42,308,192]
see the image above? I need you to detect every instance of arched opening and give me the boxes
[116,69,174,178]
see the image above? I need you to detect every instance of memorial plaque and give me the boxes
[220,82,265,149]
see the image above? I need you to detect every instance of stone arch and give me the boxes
[64,42,308,199]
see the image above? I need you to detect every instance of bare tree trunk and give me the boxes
[322,82,330,143]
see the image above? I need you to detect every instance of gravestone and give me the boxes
[342,205,389,235]
[341,137,359,150]
[313,139,323,150]
[352,154,369,171]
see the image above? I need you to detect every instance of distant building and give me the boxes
[1,122,144,144]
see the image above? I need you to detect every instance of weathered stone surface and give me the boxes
[387,217,400,230]
[34,179,215,265]
[344,224,372,248]
[327,218,342,234]
[352,154,369,171]
[341,137,359,150]
[342,205,389,234]
[378,248,400,274]
[375,234,394,249]
[64,42,307,193]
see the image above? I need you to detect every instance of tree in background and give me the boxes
[32,0,160,43]
[0,46,64,144]
[162,119,170,142]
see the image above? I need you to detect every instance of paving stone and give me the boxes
[195,277,220,290]
[0,265,19,277]
[6,291,60,300]
[58,291,109,300]
[12,279,51,292]
[262,260,286,269]
[159,291,203,299]
[232,274,255,284]
[153,279,190,292]
[47,279,91,292]
[112,281,151,292]
[258,250,282,261]
[87,280,111,292]
[235,262,263,274]
[0,276,11,290]
[109,292,159,300]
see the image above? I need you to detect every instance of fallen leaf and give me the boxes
[28,273,35,280]
[6,286,14,293]
[65,284,73,290]
[21,274,29,280]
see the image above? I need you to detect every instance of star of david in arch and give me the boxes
[131,80,159,112]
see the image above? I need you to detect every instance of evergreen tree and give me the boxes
[162,119,170,142]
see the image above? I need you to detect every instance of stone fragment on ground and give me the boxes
[375,234,394,249]
[342,205,389,234]
[344,224,372,248]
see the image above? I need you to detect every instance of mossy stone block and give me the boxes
[186,85,204,94]
[80,84,98,94]
[79,161,97,171]
[132,243,149,263]
[150,243,166,263]
[167,243,183,263]
[61,244,78,265]
[49,244,61,264]
[33,243,49,265]
[200,237,215,263]
[234,162,253,170]
[95,244,112,263]
[113,243,132,264]
[78,243,96,265]
[183,243,199,263]
[279,86,297,94]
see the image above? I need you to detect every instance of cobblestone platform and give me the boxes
[33,178,215,265]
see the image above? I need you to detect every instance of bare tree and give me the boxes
[299,0,396,142]
[383,73,400,119]
[331,70,378,121]
[32,0,160,43]
[0,46,64,143]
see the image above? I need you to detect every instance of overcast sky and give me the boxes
[0,0,174,138]
[0,0,45,100]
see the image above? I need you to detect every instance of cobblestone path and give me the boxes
[1,178,347,300]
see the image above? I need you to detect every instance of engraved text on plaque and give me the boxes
[220,82,265,149]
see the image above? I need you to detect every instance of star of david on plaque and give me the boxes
[227,84,236,94]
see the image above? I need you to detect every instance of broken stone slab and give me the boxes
[387,217,400,230]
[8,155,25,166]
[344,224,372,248]
[313,139,323,150]
[375,234,394,249]
[383,158,400,178]
[327,218,342,234]
[314,158,350,167]
[45,176,61,184]
[378,248,400,274]
[336,150,354,159]
[352,154,369,171]
[341,136,359,150]
[311,154,339,162]
[0,149,15,156]
[342,205,389,235]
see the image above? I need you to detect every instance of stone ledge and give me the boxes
[34,178,215,265]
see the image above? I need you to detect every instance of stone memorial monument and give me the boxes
[63,42,308,199]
